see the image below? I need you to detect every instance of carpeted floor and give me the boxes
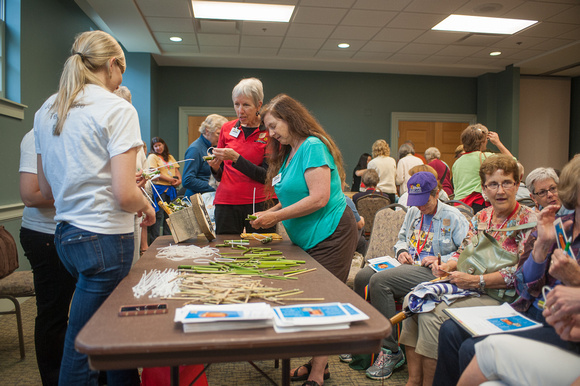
[0,298,408,385]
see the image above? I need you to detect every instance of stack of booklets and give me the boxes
[444,303,543,337]
[367,256,400,272]
[272,302,369,333]
[174,303,274,333]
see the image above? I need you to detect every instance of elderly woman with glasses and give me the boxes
[400,155,537,386]
[526,167,574,216]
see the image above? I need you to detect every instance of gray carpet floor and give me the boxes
[0,298,408,385]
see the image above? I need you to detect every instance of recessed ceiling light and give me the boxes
[432,14,537,35]
[170,36,183,42]
[489,51,502,56]
[192,1,295,22]
[338,43,350,48]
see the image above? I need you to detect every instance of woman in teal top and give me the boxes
[252,94,358,386]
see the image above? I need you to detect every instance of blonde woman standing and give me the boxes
[34,30,154,385]
[367,139,397,203]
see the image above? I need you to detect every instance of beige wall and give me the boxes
[519,77,571,177]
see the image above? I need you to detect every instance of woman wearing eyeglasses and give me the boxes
[399,155,536,386]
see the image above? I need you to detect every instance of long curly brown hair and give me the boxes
[262,94,346,196]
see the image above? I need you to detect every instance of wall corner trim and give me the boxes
[0,203,24,221]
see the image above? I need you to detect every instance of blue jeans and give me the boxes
[55,222,139,386]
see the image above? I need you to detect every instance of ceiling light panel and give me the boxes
[192,1,294,22]
[432,15,538,35]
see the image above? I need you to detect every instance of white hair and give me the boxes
[525,167,559,193]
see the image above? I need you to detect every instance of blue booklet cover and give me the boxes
[185,310,243,320]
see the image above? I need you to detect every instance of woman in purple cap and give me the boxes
[400,155,536,386]
[353,171,470,380]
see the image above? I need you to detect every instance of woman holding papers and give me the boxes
[251,94,358,386]
[434,155,580,385]
[400,155,536,386]
[351,171,469,380]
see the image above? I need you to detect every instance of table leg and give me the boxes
[170,366,179,386]
[282,359,290,386]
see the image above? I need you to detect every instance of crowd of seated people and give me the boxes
[343,140,579,385]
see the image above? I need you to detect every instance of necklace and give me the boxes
[487,203,519,239]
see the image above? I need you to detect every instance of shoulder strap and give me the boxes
[488,222,537,232]
[440,166,448,184]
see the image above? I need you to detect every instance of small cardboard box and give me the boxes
[165,193,215,243]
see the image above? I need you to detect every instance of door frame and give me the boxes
[178,106,236,160]
[390,112,478,152]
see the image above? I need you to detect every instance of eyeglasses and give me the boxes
[483,181,517,191]
[533,186,557,198]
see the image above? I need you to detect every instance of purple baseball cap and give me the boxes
[407,172,437,207]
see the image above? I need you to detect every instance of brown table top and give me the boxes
[76,235,391,370]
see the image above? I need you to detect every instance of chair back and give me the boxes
[0,226,19,279]
[364,206,406,265]
[442,200,474,221]
[355,194,391,237]
[517,197,536,208]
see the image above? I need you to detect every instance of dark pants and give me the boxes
[19,227,76,386]
[433,306,571,386]
[215,202,276,234]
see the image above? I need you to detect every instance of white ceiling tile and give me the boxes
[436,45,485,56]
[136,0,191,18]
[518,21,578,38]
[160,44,199,54]
[321,39,367,50]
[387,12,448,29]
[286,23,335,38]
[404,0,467,14]
[293,7,348,24]
[531,38,576,51]
[281,37,326,50]
[239,47,280,56]
[421,55,463,65]
[374,27,425,42]
[198,46,239,55]
[454,0,523,17]
[493,35,546,49]
[341,10,397,27]
[315,49,355,59]
[299,0,355,8]
[154,32,198,45]
[503,1,572,20]
[558,27,580,40]
[503,49,545,61]
[413,30,465,44]
[455,34,504,47]
[400,43,445,55]
[331,26,381,40]
[147,17,194,33]
[546,5,580,24]
[241,35,284,48]
[197,34,239,46]
[471,47,520,58]
[198,20,238,34]
[387,53,429,62]
[242,21,289,36]
[278,48,318,58]
[353,0,410,11]
[360,41,406,52]
[352,51,393,60]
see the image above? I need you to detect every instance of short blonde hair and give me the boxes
[199,114,228,135]
[424,147,441,162]
[232,78,264,108]
[558,156,580,210]
[372,139,390,157]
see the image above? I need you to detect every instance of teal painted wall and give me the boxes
[571,76,580,158]
[477,66,520,157]
[157,67,477,178]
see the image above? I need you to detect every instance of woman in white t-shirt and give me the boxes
[367,139,397,203]
[34,30,155,385]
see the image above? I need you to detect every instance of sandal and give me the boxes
[290,362,330,382]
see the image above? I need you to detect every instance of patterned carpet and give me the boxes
[0,298,408,385]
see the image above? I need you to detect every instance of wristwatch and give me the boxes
[479,275,486,291]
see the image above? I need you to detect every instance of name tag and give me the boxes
[229,127,241,138]
[272,173,282,186]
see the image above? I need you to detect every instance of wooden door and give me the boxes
[398,121,468,169]
[188,115,237,144]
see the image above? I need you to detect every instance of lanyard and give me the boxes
[487,203,520,239]
[415,215,433,261]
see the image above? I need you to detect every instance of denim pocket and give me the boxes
[60,232,105,276]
